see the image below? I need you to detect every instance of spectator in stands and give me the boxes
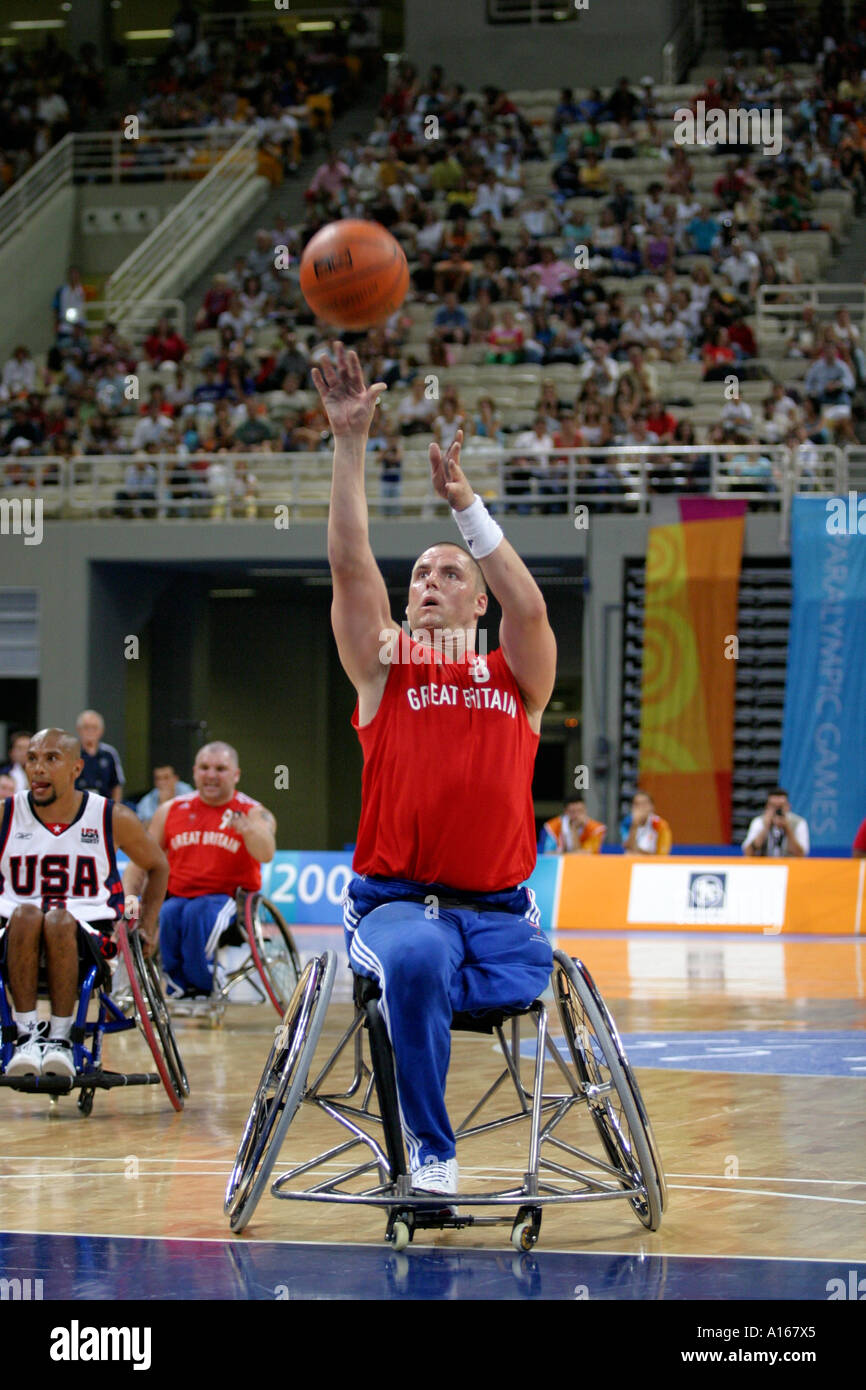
[52,265,86,342]
[804,342,856,413]
[396,376,435,436]
[685,206,722,255]
[430,291,470,356]
[433,395,468,454]
[376,430,403,516]
[1,731,31,793]
[541,799,606,854]
[622,790,672,855]
[144,317,188,367]
[472,395,505,445]
[75,709,124,801]
[1,346,37,400]
[306,148,351,210]
[136,764,193,825]
[485,309,525,364]
[743,789,809,857]
[578,340,620,398]
[115,455,158,519]
[131,400,174,452]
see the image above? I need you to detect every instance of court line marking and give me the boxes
[2,1226,865,1265]
[668,1183,866,1206]
[666,1173,866,1186]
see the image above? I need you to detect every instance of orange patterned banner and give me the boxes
[638,502,745,844]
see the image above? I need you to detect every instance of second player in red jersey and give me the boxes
[124,741,276,999]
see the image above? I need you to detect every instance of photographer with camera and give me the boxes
[742,788,810,858]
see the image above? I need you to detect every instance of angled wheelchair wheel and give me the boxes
[242,892,302,1017]
[117,922,188,1112]
[225,949,336,1233]
[134,933,190,1100]
[552,949,666,1230]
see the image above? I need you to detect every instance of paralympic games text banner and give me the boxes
[780,494,866,849]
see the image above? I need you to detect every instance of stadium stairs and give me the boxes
[181,86,386,329]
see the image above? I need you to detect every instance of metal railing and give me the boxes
[72,127,247,184]
[0,135,74,249]
[757,283,866,340]
[0,128,257,255]
[104,126,260,327]
[662,2,704,84]
[81,299,187,340]
[1,443,846,524]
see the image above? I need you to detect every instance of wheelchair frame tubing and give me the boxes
[364,1000,407,1181]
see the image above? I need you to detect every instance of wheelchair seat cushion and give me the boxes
[351,972,534,1032]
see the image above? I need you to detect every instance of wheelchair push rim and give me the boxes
[242,892,302,1017]
[552,950,666,1229]
[116,921,187,1112]
[225,949,336,1232]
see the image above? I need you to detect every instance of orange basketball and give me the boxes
[299,219,409,329]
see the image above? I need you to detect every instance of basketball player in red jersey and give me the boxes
[0,728,168,1078]
[124,741,276,998]
[312,344,557,1198]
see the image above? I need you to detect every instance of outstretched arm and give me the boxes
[430,430,556,722]
[313,345,398,700]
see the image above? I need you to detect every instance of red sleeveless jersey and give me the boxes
[164,791,263,897]
[351,636,539,892]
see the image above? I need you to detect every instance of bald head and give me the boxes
[193,740,241,805]
[31,727,80,761]
[197,740,239,768]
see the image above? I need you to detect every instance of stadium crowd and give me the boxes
[2,20,866,511]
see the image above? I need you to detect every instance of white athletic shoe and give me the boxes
[410,1157,459,1197]
[42,1038,76,1079]
[6,1033,44,1077]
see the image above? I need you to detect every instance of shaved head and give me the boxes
[196,740,239,768]
[30,727,80,760]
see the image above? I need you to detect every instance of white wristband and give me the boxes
[451,494,503,560]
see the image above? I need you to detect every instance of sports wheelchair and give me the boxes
[165,889,301,1026]
[0,918,188,1114]
[224,948,667,1249]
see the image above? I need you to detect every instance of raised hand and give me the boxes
[429,429,473,510]
[311,342,387,438]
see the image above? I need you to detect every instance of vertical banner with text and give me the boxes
[780,495,866,850]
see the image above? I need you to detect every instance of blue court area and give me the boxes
[520,1030,866,1079]
[0,1231,860,1301]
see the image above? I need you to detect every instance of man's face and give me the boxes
[77,715,102,748]
[407,546,487,639]
[153,766,177,798]
[193,748,240,804]
[26,735,82,807]
[565,801,587,827]
[767,794,788,818]
[10,735,29,766]
[632,792,653,823]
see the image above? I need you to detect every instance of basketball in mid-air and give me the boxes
[299,219,409,329]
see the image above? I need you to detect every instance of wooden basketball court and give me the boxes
[1,927,863,1299]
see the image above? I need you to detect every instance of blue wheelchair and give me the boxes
[0,918,189,1115]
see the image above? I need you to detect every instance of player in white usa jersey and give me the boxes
[0,728,167,1079]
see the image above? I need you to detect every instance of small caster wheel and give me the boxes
[49,1094,60,1111]
[77,1089,94,1116]
[391,1220,410,1252]
[511,1206,541,1252]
